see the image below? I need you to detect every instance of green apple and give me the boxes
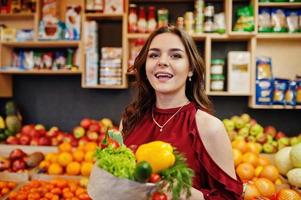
[278,137,290,146]
[263,143,277,153]
[250,124,263,136]
[223,119,235,132]
[73,126,85,139]
[234,135,246,141]
[240,113,251,123]
[247,136,256,143]
[290,137,301,146]
[238,127,250,137]
[235,118,246,130]
[256,133,268,144]
[267,135,274,144]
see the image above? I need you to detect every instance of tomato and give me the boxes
[149,173,161,183]
[152,192,167,200]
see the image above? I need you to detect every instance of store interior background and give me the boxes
[0,2,300,135]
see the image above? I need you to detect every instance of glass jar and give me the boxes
[137,6,147,33]
[210,74,225,91]
[147,6,157,33]
[128,4,138,33]
[211,59,224,75]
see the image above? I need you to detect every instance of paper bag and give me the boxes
[88,165,156,200]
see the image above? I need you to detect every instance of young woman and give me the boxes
[121,26,243,199]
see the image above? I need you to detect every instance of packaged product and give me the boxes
[53,51,66,70]
[16,29,34,41]
[256,56,273,80]
[24,51,34,70]
[286,10,299,33]
[65,5,81,40]
[273,78,289,105]
[258,8,272,32]
[233,5,254,32]
[33,52,43,69]
[285,81,296,106]
[271,8,287,32]
[214,12,226,34]
[296,80,301,105]
[104,0,124,14]
[256,79,273,105]
[43,52,53,69]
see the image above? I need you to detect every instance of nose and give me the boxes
[158,54,169,68]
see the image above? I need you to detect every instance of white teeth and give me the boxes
[154,72,173,78]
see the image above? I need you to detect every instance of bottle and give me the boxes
[157,8,168,27]
[137,6,147,33]
[147,6,157,33]
[128,4,138,33]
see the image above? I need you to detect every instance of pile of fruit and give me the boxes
[223,113,301,153]
[91,133,194,200]
[8,179,90,200]
[0,181,17,198]
[38,142,95,176]
[0,149,44,173]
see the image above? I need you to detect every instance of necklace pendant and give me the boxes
[160,128,163,132]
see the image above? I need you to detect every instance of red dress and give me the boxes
[124,102,243,200]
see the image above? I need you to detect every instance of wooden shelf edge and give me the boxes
[207,91,251,96]
[85,13,123,20]
[249,104,301,110]
[258,2,301,7]
[0,13,35,19]
[1,41,80,47]
[0,70,82,75]
[256,33,301,39]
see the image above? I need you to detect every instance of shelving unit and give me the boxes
[0,0,300,109]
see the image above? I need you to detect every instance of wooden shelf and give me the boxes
[85,13,123,20]
[207,91,251,96]
[256,33,301,39]
[0,41,80,48]
[250,104,301,110]
[258,2,301,7]
[82,84,127,89]
[0,13,35,19]
[0,70,81,75]
[229,32,256,39]
[127,33,229,40]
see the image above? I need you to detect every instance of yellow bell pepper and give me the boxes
[135,141,175,173]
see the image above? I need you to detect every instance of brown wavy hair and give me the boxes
[122,25,213,136]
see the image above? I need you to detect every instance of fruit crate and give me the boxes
[0,172,29,200]
[0,144,57,156]
[30,173,84,181]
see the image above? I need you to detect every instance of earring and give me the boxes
[188,71,193,82]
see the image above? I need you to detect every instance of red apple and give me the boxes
[38,137,51,146]
[51,137,60,146]
[19,135,31,145]
[15,133,22,138]
[63,134,74,143]
[21,124,35,136]
[29,129,40,138]
[73,126,85,139]
[79,136,90,146]
[30,137,40,146]
[46,126,59,138]
[80,118,92,129]
[6,136,19,145]
[275,131,286,140]
[264,125,277,138]
[88,123,100,133]
[11,159,26,172]
[56,132,65,142]
[70,138,78,147]
[9,149,26,161]
[87,131,99,141]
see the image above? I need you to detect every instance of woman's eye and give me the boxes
[171,53,182,59]
[148,53,159,58]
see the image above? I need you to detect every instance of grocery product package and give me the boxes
[88,164,156,200]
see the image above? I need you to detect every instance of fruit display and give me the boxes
[0,181,17,198]
[223,113,301,153]
[0,149,44,172]
[274,143,301,189]
[89,134,194,200]
[38,142,95,176]
[8,179,91,200]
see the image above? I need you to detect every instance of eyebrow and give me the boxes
[148,48,185,52]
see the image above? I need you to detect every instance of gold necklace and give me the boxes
[152,101,190,132]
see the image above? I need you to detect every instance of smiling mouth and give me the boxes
[154,72,174,80]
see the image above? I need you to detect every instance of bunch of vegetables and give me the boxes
[94,130,194,200]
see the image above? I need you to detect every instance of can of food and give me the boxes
[158,8,169,27]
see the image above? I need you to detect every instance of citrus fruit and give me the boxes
[277,188,301,200]
[246,142,261,154]
[81,162,93,176]
[244,183,261,200]
[254,178,276,198]
[242,152,259,167]
[232,148,242,166]
[73,150,85,162]
[58,152,73,167]
[258,156,270,166]
[84,151,94,162]
[59,142,72,152]
[236,163,255,180]
[84,142,97,153]
[259,165,279,182]
[66,162,81,175]
[232,140,248,154]
[48,163,63,175]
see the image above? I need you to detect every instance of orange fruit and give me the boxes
[232,148,242,167]
[81,162,93,176]
[58,152,73,167]
[244,183,261,200]
[66,162,81,175]
[259,165,279,182]
[246,142,261,154]
[232,140,248,154]
[84,142,97,153]
[254,178,276,198]
[84,151,95,162]
[59,142,72,152]
[255,166,264,177]
[242,152,259,167]
[236,163,255,181]
[73,150,85,162]
[257,156,270,166]
[39,160,51,170]
[48,163,63,175]
[277,189,301,200]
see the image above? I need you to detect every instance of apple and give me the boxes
[278,137,290,146]
[56,132,65,142]
[247,136,256,143]
[63,134,74,143]
[238,127,249,137]
[70,138,78,147]
[38,137,51,146]
[21,124,35,136]
[0,159,11,171]
[276,132,286,140]
[19,135,30,145]
[250,119,257,126]
[87,131,99,141]
[240,113,251,123]
[290,137,300,146]
[223,119,235,132]
[29,129,40,138]
[9,149,26,161]
[35,124,45,131]
[79,136,90,146]
[262,143,277,153]
[227,130,237,141]
[88,123,101,133]
[46,126,59,138]
[11,159,26,172]
[80,118,92,129]
[250,124,263,136]
[6,136,19,145]
[30,137,40,146]
[73,126,85,139]
[51,137,60,146]
[264,126,277,138]
[235,118,246,130]
[256,133,268,144]
[234,135,246,141]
